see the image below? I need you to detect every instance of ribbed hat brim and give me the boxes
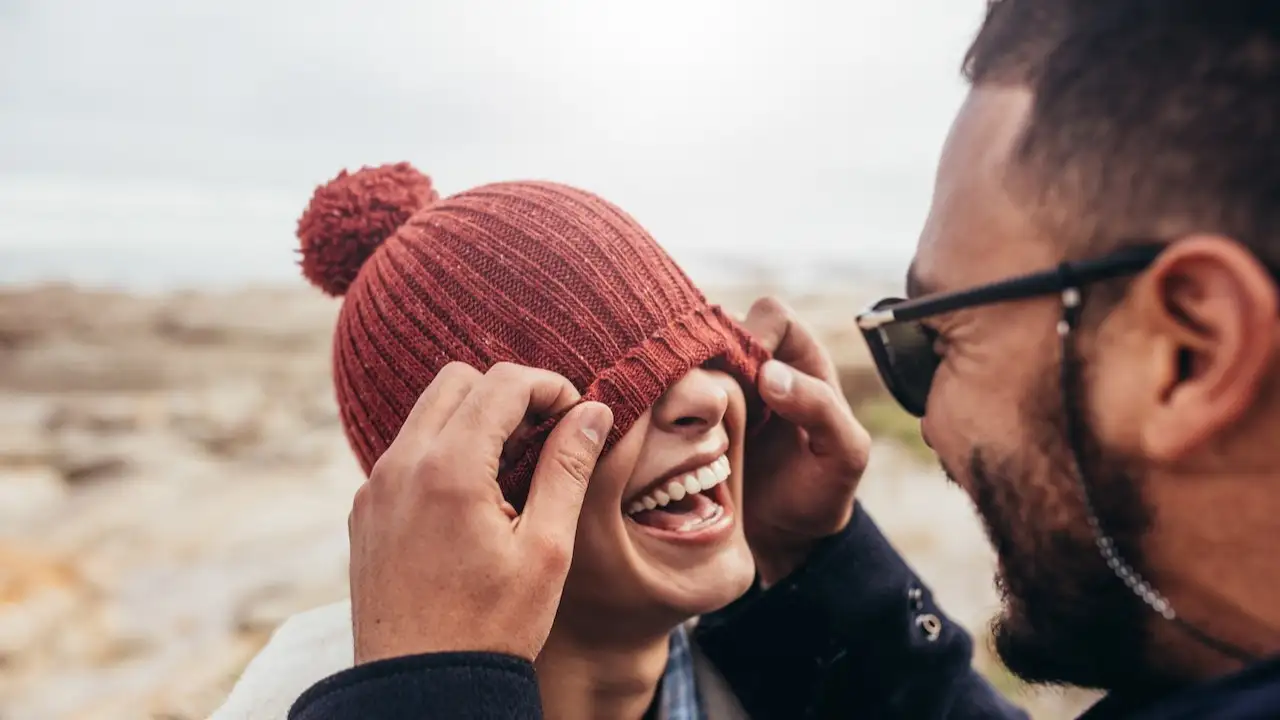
[502,303,771,510]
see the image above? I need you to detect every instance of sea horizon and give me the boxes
[0,240,910,295]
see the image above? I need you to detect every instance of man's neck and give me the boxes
[535,624,673,720]
[1145,469,1280,682]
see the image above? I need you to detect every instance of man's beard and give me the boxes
[955,351,1162,691]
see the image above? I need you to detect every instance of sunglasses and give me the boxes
[855,244,1167,417]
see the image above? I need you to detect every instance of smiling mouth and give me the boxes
[624,455,731,534]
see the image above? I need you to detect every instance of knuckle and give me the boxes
[438,361,480,382]
[408,452,482,506]
[744,297,792,348]
[368,452,403,487]
[750,296,790,322]
[530,533,572,575]
[350,482,371,520]
[410,448,450,483]
[430,481,474,507]
[485,362,548,398]
[850,448,871,476]
[372,441,447,489]
[750,295,783,314]
[353,480,371,506]
[849,422,873,470]
[487,361,523,381]
[830,412,871,472]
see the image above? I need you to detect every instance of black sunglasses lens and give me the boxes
[875,319,939,417]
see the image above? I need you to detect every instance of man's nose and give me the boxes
[652,368,730,435]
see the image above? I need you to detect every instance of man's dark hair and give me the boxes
[963,0,1280,268]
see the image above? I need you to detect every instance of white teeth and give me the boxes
[683,474,701,494]
[625,454,730,516]
[696,466,716,488]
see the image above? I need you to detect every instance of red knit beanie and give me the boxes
[297,162,771,509]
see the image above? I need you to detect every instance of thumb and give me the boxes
[760,360,869,463]
[518,402,613,547]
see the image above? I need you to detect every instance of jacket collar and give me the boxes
[1080,655,1280,720]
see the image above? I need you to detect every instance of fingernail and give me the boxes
[581,404,613,446]
[762,361,793,396]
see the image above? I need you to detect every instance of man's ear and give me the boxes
[1136,236,1278,461]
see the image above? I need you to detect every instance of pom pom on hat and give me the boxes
[296,162,439,296]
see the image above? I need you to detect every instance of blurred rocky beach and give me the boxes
[0,283,1096,719]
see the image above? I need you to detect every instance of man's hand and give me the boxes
[741,298,872,586]
[348,361,614,665]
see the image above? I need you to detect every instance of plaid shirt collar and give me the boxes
[656,624,705,720]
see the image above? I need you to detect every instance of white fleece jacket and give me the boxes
[208,601,749,720]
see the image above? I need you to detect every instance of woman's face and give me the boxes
[557,366,756,638]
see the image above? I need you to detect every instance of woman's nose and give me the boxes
[652,368,730,435]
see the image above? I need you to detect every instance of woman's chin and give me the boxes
[634,540,757,618]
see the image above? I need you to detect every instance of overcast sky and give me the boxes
[0,0,984,289]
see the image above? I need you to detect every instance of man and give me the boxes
[290,0,1280,718]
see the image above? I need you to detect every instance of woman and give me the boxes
[211,162,771,719]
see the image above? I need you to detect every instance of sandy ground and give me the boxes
[0,284,1097,719]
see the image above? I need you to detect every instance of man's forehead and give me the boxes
[909,85,1057,297]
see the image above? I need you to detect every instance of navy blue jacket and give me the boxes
[288,505,1280,719]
